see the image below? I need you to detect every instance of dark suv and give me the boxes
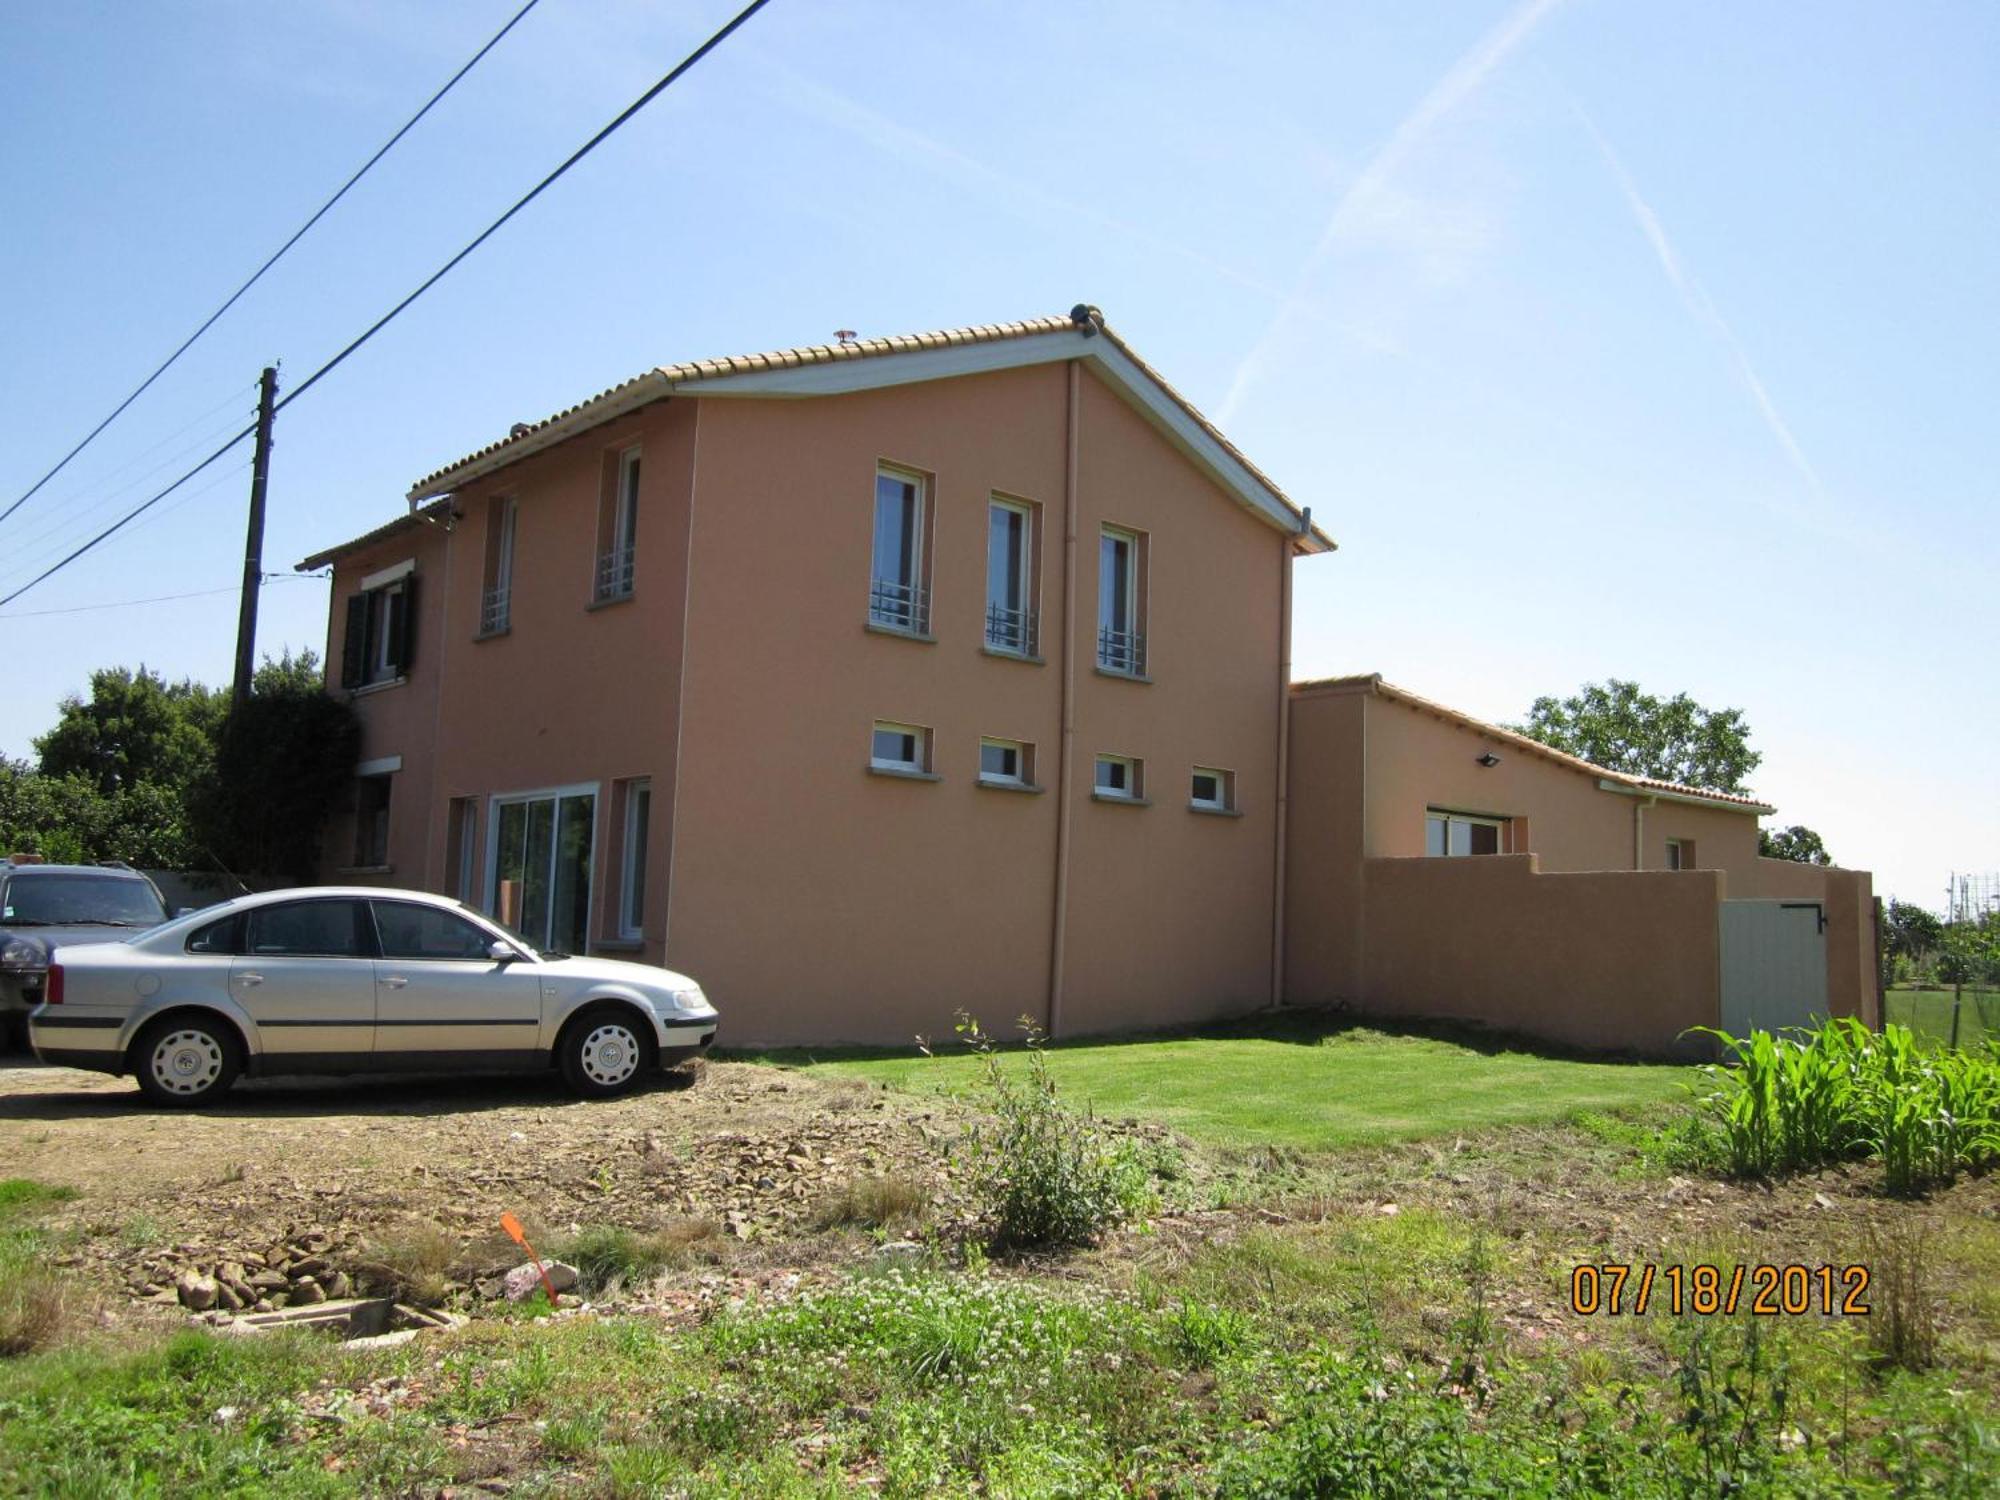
[0,860,173,1045]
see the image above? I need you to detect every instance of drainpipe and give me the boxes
[1047,361,1081,1038]
[1270,512,1305,1008]
[1632,793,1656,870]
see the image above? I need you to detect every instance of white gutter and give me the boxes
[1595,778,1775,817]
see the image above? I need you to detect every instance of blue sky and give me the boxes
[1,0,1993,908]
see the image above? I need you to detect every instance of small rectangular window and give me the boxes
[985,498,1038,655]
[1425,809,1505,857]
[869,466,931,634]
[979,737,1033,787]
[1666,838,1695,871]
[619,779,652,939]
[1094,754,1143,800]
[481,496,517,635]
[1190,766,1234,812]
[870,721,930,774]
[595,447,641,601]
[1097,525,1148,676]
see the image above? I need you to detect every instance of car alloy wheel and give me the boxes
[578,1022,642,1089]
[150,1028,225,1097]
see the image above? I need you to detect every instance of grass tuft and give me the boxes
[809,1172,929,1233]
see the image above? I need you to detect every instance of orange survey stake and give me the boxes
[500,1211,560,1307]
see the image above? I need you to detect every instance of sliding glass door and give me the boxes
[489,787,595,954]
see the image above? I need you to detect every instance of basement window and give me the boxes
[870,721,932,777]
[1190,766,1235,813]
[979,738,1033,789]
[1093,754,1145,803]
[1425,810,1506,857]
[1666,838,1696,871]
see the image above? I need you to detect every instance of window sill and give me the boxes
[593,937,645,953]
[350,676,408,699]
[981,645,1045,666]
[865,621,936,644]
[336,865,394,876]
[867,765,941,783]
[1090,792,1152,808]
[1093,665,1153,684]
[587,592,635,612]
[978,777,1045,794]
[1189,803,1244,818]
[474,626,511,642]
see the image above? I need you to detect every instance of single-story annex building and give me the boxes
[298,308,1877,1056]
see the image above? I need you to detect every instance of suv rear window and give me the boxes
[0,873,167,927]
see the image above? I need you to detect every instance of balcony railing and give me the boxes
[594,544,635,602]
[868,576,930,635]
[479,584,511,636]
[1097,624,1146,676]
[984,601,1038,657]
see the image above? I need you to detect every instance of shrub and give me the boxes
[953,1013,1147,1250]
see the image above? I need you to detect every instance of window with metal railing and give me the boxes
[479,495,516,636]
[593,447,640,602]
[479,584,510,636]
[593,544,635,602]
[1097,525,1148,676]
[869,466,932,635]
[984,497,1038,656]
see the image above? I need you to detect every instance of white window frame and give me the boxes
[1665,838,1687,871]
[1093,753,1143,801]
[614,447,642,555]
[984,496,1036,656]
[868,465,930,634]
[870,720,929,774]
[619,778,651,940]
[1190,765,1233,812]
[482,781,600,948]
[979,737,1031,788]
[1425,809,1508,857]
[1097,525,1146,675]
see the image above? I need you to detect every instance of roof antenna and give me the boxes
[1069,303,1101,336]
[509,422,532,438]
[835,329,857,346]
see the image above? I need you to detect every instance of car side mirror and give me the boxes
[174,907,198,919]
[488,940,521,963]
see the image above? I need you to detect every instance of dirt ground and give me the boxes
[0,1056,977,1314]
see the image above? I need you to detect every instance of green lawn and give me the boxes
[755,1017,1697,1152]
[1886,986,2000,1048]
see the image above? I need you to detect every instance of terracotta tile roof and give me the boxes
[402,309,1332,550]
[294,498,454,572]
[1290,673,1775,813]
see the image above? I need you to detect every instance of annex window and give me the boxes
[618,778,652,941]
[353,775,393,868]
[480,495,517,636]
[1425,809,1506,857]
[1666,838,1696,871]
[1097,525,1148,676]
[870,720,931,775]
[1094,753,1144,802]
[1190,766,1235,813]
[339,565,417,690]
[594,446,641,602]
[447,796,481,903]
[979,737,1034,788]
[984,497,1038,656]
[869,465,932,635]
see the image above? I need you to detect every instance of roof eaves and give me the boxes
[295,498,454,572]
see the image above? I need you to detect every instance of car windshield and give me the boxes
[0,873,168,928]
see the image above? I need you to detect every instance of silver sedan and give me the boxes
[27,887,718,1106]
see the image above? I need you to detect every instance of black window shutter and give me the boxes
[393,576,418,673]
[340,592,368,689]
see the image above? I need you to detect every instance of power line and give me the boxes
[0,0,544,530]
[0,574,319,621]
[0,0,775,612]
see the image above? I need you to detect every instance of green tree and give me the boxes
[0,757,193,867]
[34,666,221,797]
[1513,679,1761,794]
[1759,825,1832,866]
[191,650,358,882]
[1884,900,1944,963]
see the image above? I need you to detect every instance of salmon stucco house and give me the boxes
[301,307,1876,1054]
[300,308,1334,1047]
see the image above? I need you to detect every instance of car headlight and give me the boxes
[666,986,709,1014]
[0,937,49,974]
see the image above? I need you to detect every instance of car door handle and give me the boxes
[379,976,408,989]
[237,973,264,986]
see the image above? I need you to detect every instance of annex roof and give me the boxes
[295,499,453,572]
[401,306,1334,553]
[1290,673,1776,815]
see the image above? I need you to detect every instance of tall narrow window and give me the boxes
[1097,526,1147,675]
[447,797,481,901]
[1666,838,1695,870]
[869,467,930,635]
[353,775,393,867]
[619,779,651,939]
[595,447,640,602]
[984,498,1037,656]
[481,496,517,635]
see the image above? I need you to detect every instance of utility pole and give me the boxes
[231,365,279,710]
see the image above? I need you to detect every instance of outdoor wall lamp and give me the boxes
[1477,752,1501,767]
